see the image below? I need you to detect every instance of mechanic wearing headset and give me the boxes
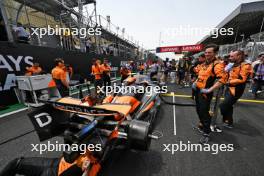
[220,50,253,128]
[192,44,228,144]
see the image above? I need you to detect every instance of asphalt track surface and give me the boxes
[0,83,264,176]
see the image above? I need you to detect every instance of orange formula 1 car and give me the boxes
[24,75,161,176]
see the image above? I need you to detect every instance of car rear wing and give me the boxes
[39,98,120,116]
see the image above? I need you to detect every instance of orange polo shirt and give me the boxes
[51,66,66,81]
[92,64,102,80]
[25,66,42,76]
[101,64,111,76]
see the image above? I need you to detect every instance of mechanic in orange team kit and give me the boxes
[120,65,131,83]
[101,59,111,87]
[25,62,42,76]
[92,59,103,95]
[192,44,228,144]
[193,53,206,77]
[220,50,253,128]
[191,52,206,99]
[51,58,69,97]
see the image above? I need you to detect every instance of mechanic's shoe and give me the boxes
[210,125,222,133]
[223,123,234,129]
[197,126,203,133]
[192,124,203,134]
[199,134,210,144]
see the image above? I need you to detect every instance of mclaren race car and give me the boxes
[27,75,162,176]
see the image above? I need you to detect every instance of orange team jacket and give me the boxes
[196,59,228,89]
[25,66,42,76]
[92,65,102,80]
[228,62,253,96]
[120,67,130,76]
[101,64,111,76]
[193,64,203,76]
[51,66,67,81]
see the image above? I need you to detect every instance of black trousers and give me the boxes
[150,71,157,81]
[194,90,213,134]
[252,79,264,95]
[121,75,129,83]
[178,70,185,84]
[103,75,111,87]
[86,46,90,53]
[0,157,59,176]
[94,79,103,96]
[54,79,68,97]
[220,89,240,125]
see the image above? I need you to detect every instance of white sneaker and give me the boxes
[210,125,222,133]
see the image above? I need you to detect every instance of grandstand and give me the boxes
[198,1,264,60]
[0,0,142,58]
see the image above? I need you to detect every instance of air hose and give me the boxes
[159,94,196,106]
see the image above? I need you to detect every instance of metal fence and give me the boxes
[219,32,264,61]
[1,0,144,58]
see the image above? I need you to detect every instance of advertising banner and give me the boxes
[0,42,131,106]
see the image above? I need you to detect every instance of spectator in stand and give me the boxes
[109,44,114,56]
[85,38,92,53]
[101,42,107,55]
[252,52,264,99]
[13,22,30,44]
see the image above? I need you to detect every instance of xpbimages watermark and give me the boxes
[31,25,102,38]
[163,141,234,155]
[163,25,234,39]
[97,83,168,96]
[31,141,102,154]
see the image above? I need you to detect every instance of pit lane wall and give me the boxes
[0,41,132,106]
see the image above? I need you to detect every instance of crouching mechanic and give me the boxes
[192,44,228,144]
[220,50,253,128]
[0,154,101,176]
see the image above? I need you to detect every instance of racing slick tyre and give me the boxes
[128,120,151,151]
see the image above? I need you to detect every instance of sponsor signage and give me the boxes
[0,42,133,106]
[156,44,203,53]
